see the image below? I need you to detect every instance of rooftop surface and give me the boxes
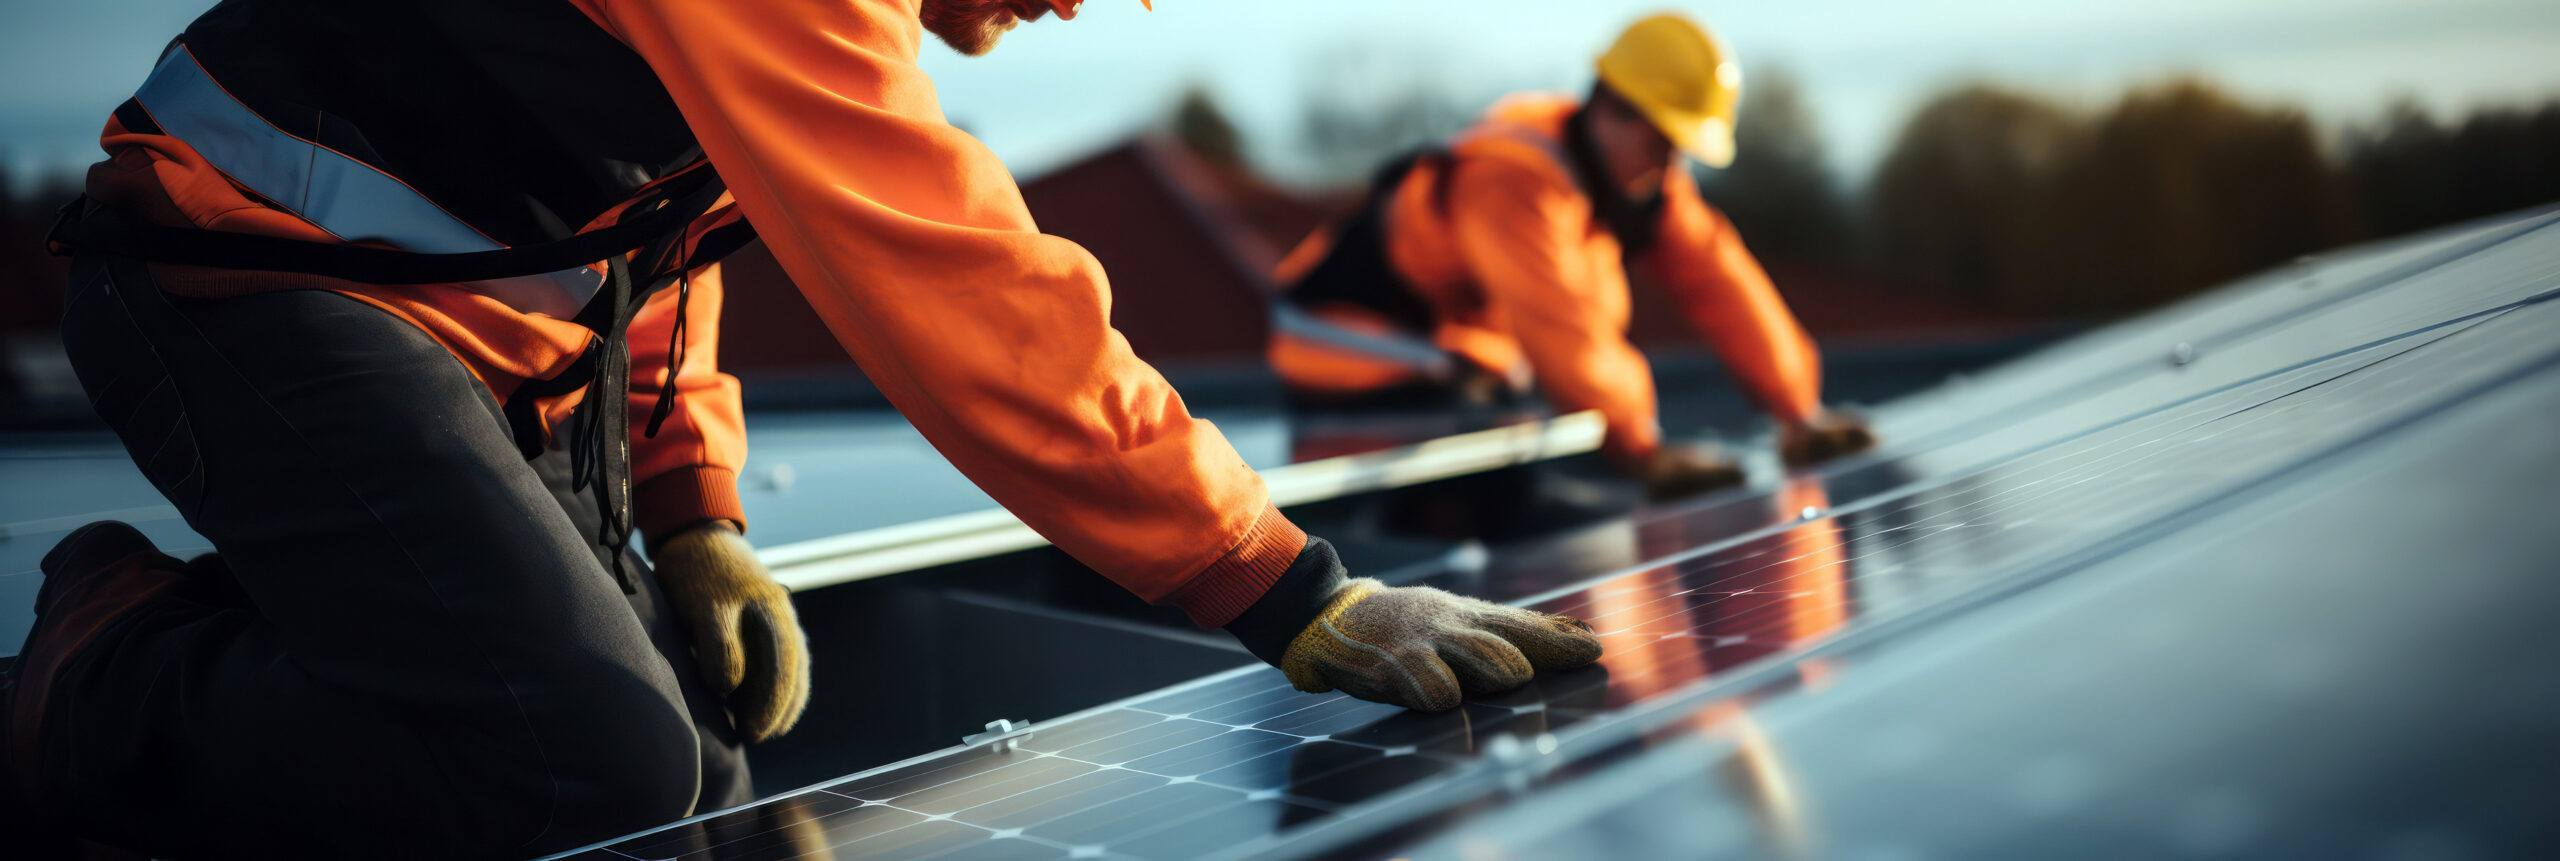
[539,203,2560,860]
[2,204,2553,859]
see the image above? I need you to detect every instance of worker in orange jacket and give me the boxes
[4,1,1603,856]
[1270,13,1875,496]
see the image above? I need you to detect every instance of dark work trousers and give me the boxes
[46,256,754,859]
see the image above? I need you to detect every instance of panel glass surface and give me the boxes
[237,210,2552,860]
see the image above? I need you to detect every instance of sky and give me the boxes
[5,0,2559,188]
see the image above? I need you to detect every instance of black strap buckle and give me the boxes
[42,195,96,258]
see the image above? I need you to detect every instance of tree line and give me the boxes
[1709,73,2560,314]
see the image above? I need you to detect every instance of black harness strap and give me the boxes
[523,173,734,590]
[1288,109,1671,333]
[634,205,756,438]
[48,165,750,592]
[1283,147,1451,335]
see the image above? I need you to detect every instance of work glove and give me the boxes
[1640,441,1747,500]
[652,522,810,743]
[1778,410,1876,467]
[1279,578,1604,712]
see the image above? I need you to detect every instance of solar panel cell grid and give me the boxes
[1285,754,1462,806]
[751,806,922,859]
[1250,696,1408,737]
[1012,709,1164,754]
[606,793,865,860]
[824,745,1013,802]
[1019,782,1246,846]
[1181,685,1337,726]
[947,767,1164,830]
[889,757,1097,815]
[1196,739,1380,793]
[929,838,1079,860]
[839,819,1012,858]
[557,218,2559,861]
[1119,727,1301,777]
[1108,799,1332,859]
[1125,672,1280,715]
[1055,717,1231,765]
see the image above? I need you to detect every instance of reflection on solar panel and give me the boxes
[546,205,2560,860]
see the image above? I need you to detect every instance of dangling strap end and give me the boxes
[608,550,637,595]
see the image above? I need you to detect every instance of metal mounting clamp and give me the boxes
[963,718,1035,752]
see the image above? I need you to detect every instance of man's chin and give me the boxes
[932,24,1007,56]
[923,3,1020,56]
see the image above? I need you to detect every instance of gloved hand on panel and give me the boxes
[1278,578,1604,712]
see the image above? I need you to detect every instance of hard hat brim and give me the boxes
[1637,104,1735,170]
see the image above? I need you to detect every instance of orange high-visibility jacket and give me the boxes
[81,0,1305,626]
[1276,94,1824,461]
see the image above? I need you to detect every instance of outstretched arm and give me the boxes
[1646,174,1823,425]
[575,0,1301,625]
[575,0,1606,710]
[1445,156,1665,465]
[1648,174,1871,465]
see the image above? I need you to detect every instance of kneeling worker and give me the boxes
[4,0,1603,856]
[1270,12,1876,496]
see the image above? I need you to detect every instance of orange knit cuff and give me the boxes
[635,466,746,547]
[1164,503,1310,629]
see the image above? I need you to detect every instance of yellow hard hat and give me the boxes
[1595,12,1742,168]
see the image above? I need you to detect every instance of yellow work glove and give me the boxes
[1641,441,1747,500]
[1779,410,1877,467]
[651,522,810,743]
[1279,578,1604,712]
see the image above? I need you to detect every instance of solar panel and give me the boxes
[0,199,2535,854]
[1395,306,2560,858]
[551,209,2560,860]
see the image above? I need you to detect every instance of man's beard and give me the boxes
[920,0,1021,57]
